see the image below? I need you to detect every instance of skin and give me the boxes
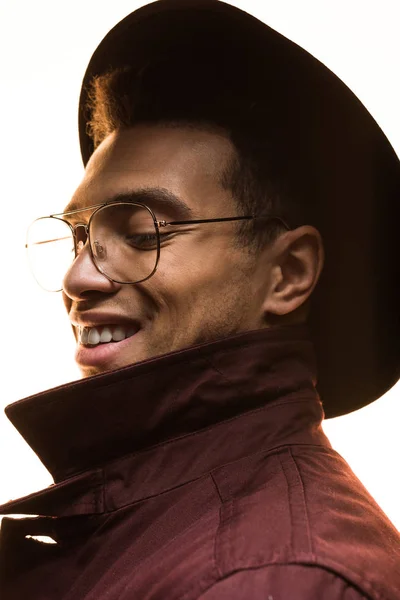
[63,124,324,377]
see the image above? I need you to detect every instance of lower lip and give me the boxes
[75,331,140,368]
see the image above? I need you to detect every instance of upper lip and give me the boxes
[69,312,141,330]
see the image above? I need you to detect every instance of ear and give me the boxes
[263,226,324,318]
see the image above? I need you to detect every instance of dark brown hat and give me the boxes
[78,0,400,418]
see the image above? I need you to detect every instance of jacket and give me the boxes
[1,325,399,599]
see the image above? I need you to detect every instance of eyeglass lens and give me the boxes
[26,203,159,291]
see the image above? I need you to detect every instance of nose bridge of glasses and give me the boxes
[74,223,89,253]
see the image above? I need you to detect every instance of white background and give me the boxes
[0,0,399,529]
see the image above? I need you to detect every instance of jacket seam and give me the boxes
[289,447,313,556]
[209,471,223,505]
[278,448,313,556]
[209,472,224,580]
[101,467,106,512]
[195,561,386,600]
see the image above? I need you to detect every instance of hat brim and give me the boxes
[78,0,400,418]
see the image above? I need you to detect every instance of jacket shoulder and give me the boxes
[211,444,400,600]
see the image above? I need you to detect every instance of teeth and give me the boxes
[112,326,125,342]
[78,325,137,346]
[80,328,88,345]
[100,326,112,343]
[88,328,100,345]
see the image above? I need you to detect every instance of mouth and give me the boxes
[78,324,138,347]
[74,322,142,373]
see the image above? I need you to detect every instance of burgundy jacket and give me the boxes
[1,326,399,599]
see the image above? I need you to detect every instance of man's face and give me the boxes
[63,125,274,377]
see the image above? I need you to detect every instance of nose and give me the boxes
[62,239,120,301]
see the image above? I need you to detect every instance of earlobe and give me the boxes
[264,226,324,318]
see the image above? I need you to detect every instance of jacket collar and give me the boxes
[1,325,329,516]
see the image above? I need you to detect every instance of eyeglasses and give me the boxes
[26,201,289,292]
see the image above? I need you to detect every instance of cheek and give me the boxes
[160,240,225,285]
[151,241,253,315]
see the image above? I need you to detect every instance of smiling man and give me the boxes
[63,124,321,377]
[1,1,400,599]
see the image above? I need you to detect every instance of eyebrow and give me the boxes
[62,188,195,219]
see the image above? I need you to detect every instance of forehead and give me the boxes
[66,124,235,217]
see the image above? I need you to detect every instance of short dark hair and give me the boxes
[84,56,314,249]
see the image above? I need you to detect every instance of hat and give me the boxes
[78,0,400,418]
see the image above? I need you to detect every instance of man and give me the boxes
[1,1,399,598]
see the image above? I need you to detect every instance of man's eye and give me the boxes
[125,228,177,250]
[126,233,158,249]
[127,232,175,249]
